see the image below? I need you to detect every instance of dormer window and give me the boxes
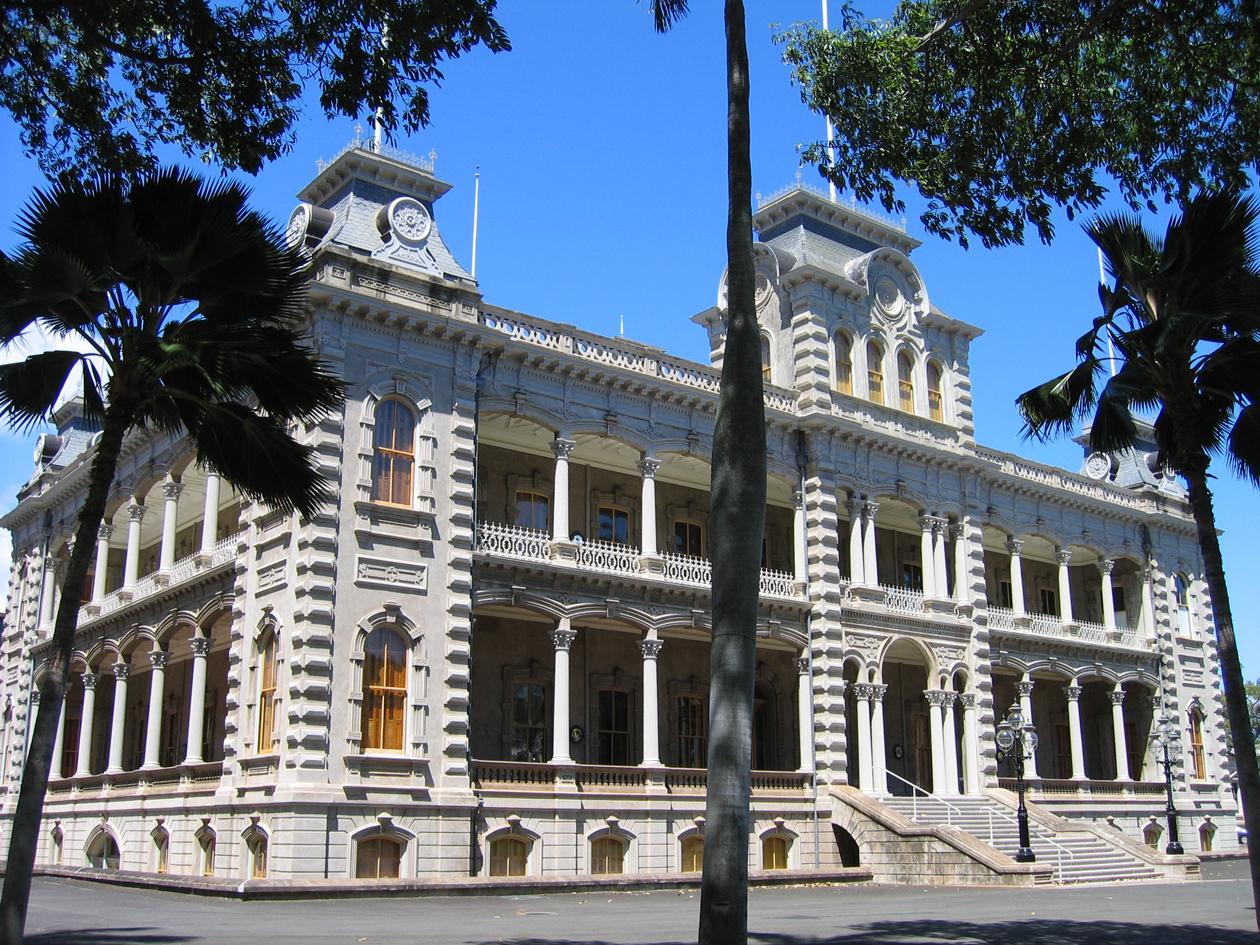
[834,332,853,394]
[927,362,944,420]
[760,334,772,383]
[897,351,915,413]
[866,341,885,404]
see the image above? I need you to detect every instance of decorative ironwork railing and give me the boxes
[662,552,711,587]
[575,540,641,575]
[475,522,551,563]
[879,583,926,614]
[987,606,1016,629]
[468,759,811,793]
[758,569,798,599]
[1073,618,1110,644]
[1026,612,1064,637]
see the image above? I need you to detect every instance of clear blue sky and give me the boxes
[0,1,1256,677]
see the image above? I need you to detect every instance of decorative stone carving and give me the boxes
[1064,685,1083,701]
[796,657,810,675]
[639,639,663,659]
[112,663,129,681]
[551,629,577,651]
[1056,549,1073,566]
[1097,560,1115,575]
[82,672,98,690]
[1108,690,1126,706]
[190,638,211,657]
[959,693,976,708]
[870,684,888,703]
[852,683,875,701]
[924,689,948,707]
[1016,680,1035,697]
[150,652,169,670]
[637,458,661,479]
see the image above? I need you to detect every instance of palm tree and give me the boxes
[649,3,765,943]
[1017,189,1260,928]
[0,170,345,944]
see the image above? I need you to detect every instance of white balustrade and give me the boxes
[880,583,926,614]
[758,568,797,599]
[1073,618,1110,644]
[1026,612,1064,637]
[662,552,711,587]
[476,522,551,562]
[987,606,1016,629]
[575,540,641,575]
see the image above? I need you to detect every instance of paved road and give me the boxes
[21,860,1256,945]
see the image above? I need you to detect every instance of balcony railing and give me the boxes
[999,777,1167,799]
[988,605,1016,629]
[78,533,244,628]
[469,759,811,793]
[879,583,927,615]
[475,522,805,600]
[987,606,1147,650]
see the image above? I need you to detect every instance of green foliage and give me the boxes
[0,169,346,517]
[779,1,1260,248]
[1017,189,1260,486]
[0,0,510,176]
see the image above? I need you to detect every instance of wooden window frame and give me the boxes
[672,519,704,558]
[591,836,626,875]
[596,505,632,546]
[834,332,853,394]
[897,351,915,413]
[371,397,417,507]
[361,627,408,753]
[514,490,551,533]
[256,631,278,753]
[926,361,944,421]
[489,836,530,877]
[866,341,885,404]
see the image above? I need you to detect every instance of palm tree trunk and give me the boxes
[1182,468,1260,931]
[699,3,763,944]
[1,399,130,945]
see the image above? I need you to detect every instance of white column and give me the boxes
[942,691,960,794]
[1007,539,1026,616]
[158,479,183,572]
[550,622,575,764]
[1140,564,1158,638]
[1017,677,1039,778]
[846,498,865,584]
[50,699,67,780]
[1065,684,1087,780]
[796,657,814,774]
[951,523,969,603]
[184,637,210,765]
[792,490,807,583]
[1099,560,1117,629]
[927,690,946,794]
[638,458,660,555]
[123,500,145,589]
[918,515,936,597]
[142,651,169,769]
[1110,687,1129,780]
[199,472,221,554]
[960,693,980,795]
[854,683,873,790]
[105,663,129,774]
[862,501,879,587]
[74,673,98,777]
[933,520,949,599]
[550,439,574,542]
[38,555,57,630]
[870,684,888,794]
[1056,549,1074,622]
[639,638,663,767]
[92,525,112,602]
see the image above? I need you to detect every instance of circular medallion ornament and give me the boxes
[387,197,432,244]
[285,204,311,248]
[873,275,904,317]
[754,271,773,307]
[1084,451,1112,480]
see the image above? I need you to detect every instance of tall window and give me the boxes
[597,689,631,765]
[760,334,772,382]
[753,684,774,770]
[154,830,169,873]
[489,837,529,877]
[515,491,549,531]
[87,832,120,870]
[362,627,407,752]
[926,362,944,420]
[51,828,63,865]
[200,833,216,876]
[866,341,884,404]
[1038,586,1058,616]
[1174,574,1193,636]
[673,520,703,557]
[676,696,707,767]
[834,332,853,394]
[510,682,548,762]
[257,631,278,753]
[591,837,625,875]
[681,836,704,872]
[371,398,416,506]
[762,835,789,871]
[1199,823,1215,853]
[897,351,915,412]
[1189,710,1206,780]
[597,506,630,545]
[356,836,403,879]
[248,832,268,879]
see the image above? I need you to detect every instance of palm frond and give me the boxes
[1017,358,1098,442]
[0,350,86,431]
[1227,401,1260,487]
[650,0,690,33]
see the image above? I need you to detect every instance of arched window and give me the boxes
[866,341,884,404]
[834,332,853,394]
[760,334,772,383]
[591,836,626,875]
[199,831,217,877]
[256,630,278,753]
[926,362,944,421]
[1143,821,1162,849]
[681,836,704,873]
[356,836,403,879]
[1199,822,1215,853]
[897,351,915,412]
[372,398,416,506]
[51,826,63,866]
[489,836,529,877]
[246,831,268,879]
[153,829,169,874]
[362,627,407,752]
[86,831,120,870]
[1189,709,1206,780]
[762,835,789,871]
[1173,574,1193,636]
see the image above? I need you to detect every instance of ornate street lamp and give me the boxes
[1152,713,1185,855]
[996,700,1039,863]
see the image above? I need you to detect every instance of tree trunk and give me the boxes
[699,3,763,945]
[0,398,130,945]
[1182,468,1260,931]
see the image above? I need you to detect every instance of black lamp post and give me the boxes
[996,700,1039,863]
[1152,713,1185,855]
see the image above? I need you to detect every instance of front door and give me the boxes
[910,712,931,791]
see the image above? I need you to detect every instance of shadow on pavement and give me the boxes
[26,929,192,945]
[499,920,1254,945]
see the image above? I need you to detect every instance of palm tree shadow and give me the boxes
[750,919,1255,944]
[25,930,192,945]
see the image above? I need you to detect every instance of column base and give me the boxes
[849,584,886,603]
[82,603,101,618]
[547,540,578,565]
[154,571,172,587]
[1012,614,1031,629]
[638,554,665,576]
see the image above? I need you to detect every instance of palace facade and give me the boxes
[0,142,1236,886]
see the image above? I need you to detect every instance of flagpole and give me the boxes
[822,0,837,204]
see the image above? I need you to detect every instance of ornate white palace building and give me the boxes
[0,143,1237,887]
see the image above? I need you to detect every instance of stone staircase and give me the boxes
[880,793,1161,884]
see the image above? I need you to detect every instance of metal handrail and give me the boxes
[880,768,1075,881]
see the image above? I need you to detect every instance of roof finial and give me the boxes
[619,313,625,337]
[353,122,363,144]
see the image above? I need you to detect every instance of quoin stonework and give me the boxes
[0,142,1234,886]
